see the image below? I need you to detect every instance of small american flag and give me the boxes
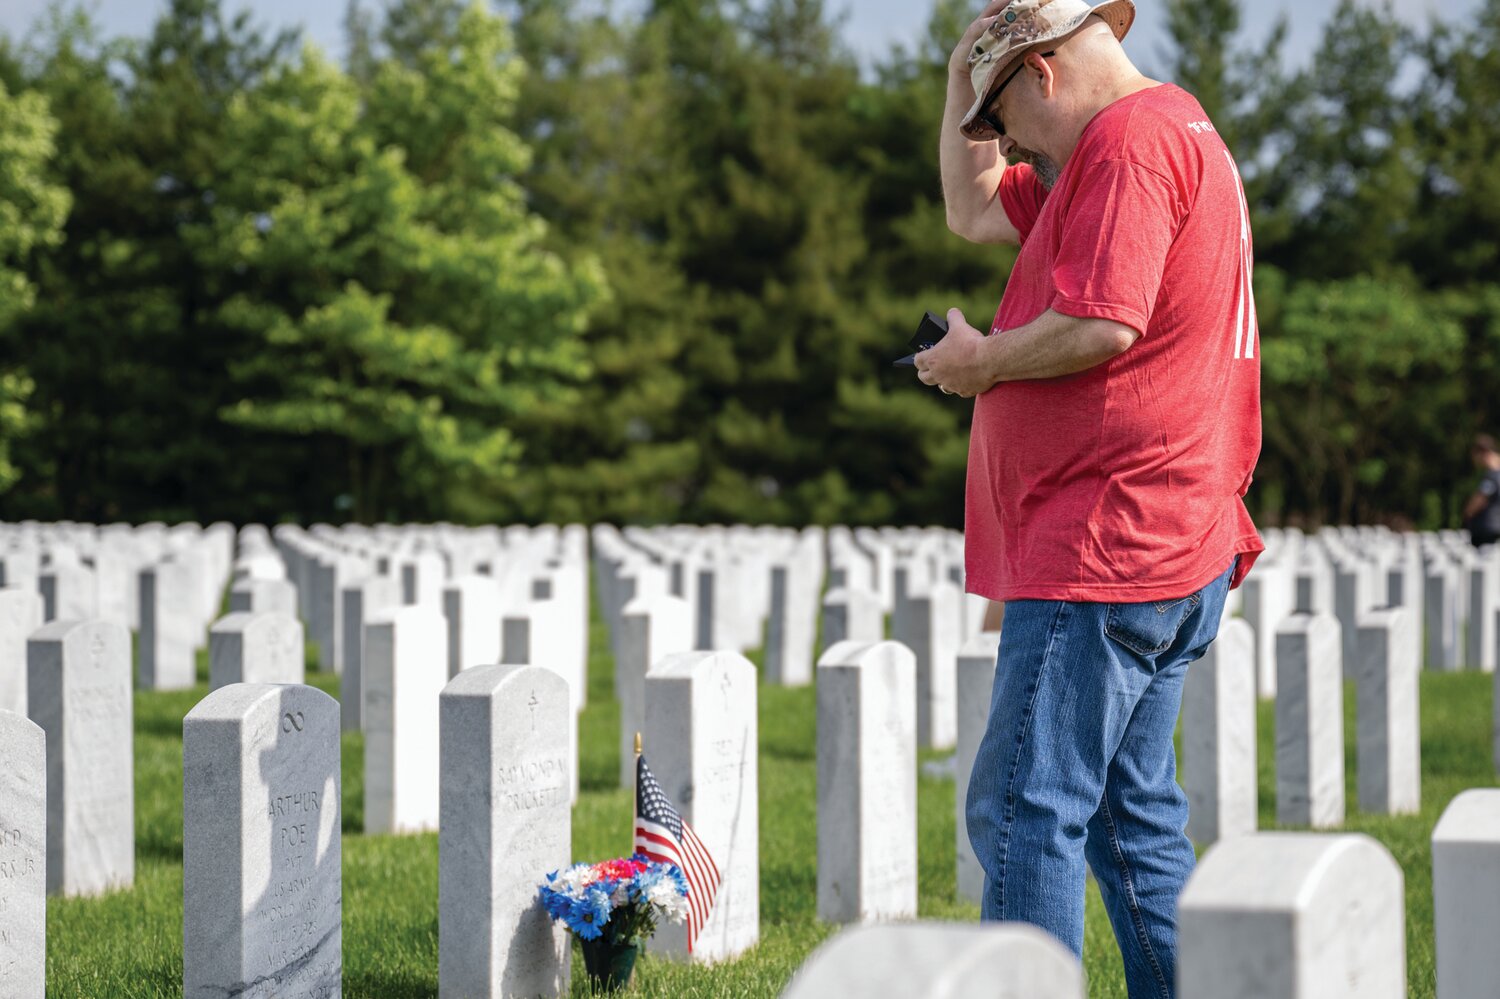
[634,752,720,953]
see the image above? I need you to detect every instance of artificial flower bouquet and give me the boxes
[539,856,689,990]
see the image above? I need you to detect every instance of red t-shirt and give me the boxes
[965,83,1264,602]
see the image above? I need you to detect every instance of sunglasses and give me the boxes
[978,50,1056,138]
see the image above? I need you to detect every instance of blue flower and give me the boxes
[563,886,612,940]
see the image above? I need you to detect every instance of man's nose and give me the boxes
[996,135,1017,158]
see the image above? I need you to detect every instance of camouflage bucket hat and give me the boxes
[959,0,1136,142]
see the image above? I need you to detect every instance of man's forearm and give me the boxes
[979,310,1140,385]
[940,72,1005,235]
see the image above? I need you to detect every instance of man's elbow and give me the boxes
[945,207,978,242]
[1088,322,1140,360]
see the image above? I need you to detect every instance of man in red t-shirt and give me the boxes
[920,1,1264,995]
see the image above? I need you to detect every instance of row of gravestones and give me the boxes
[5,626,1499,999]
[784,785,1500,999]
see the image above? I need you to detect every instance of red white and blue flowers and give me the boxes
[539,856,689,944]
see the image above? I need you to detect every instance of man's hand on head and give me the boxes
[914,308,997,399]
[949,1,1015,78]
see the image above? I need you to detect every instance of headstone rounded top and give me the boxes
[650,649,755,680]
[28,617,128,645]
[1180,832,1400,911]
[185,682,337,723]
[1433,789,1500,844]
[817,640,915,673]
[442,663,567,700]
[780,922,1083,999]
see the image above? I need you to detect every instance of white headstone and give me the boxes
[1426,564,1461,671]
[139,560,198,690]
[363,606,446,834]
[1182,617,1258,846]
[1242,565,1294,697]
[442,575,502,680]
[1354,607,1420,815]
[781,923,1084,999]
[764,541,824,687]
[955,632,1001,904]
[38,564,97,624]
[27,619,133,895]
[228,578,297,618]
[1432,789,1500,999]
[1275,613,1345,828]
[616,594,692,787]
[893,582,961,750]
[209,612,305,690]
[401,552,446,607]
[645,651,758,963]
[183,684,341,999]
[820,588,883,655]
[0,709,45,997]
[339,574,399,733]
[1178,832,1405,999]
[815,640,917,924]
[1468,560,1499,673]
[439,665,570,998]
[0,588,43,716]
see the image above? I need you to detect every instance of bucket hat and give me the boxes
[959,0,1136,141]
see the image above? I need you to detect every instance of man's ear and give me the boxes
[1029,51,1056,97]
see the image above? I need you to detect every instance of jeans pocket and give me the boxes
[1104,592,1203,656]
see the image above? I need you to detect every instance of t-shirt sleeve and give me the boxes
[1049,158,1184,336]
[1482,474,1499,497]
[997,162,1048,244]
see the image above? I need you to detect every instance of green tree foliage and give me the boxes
[193,3,602,522]
[0,0,1496,529]
[0,78,68,494]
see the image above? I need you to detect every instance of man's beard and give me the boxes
[1014,148,1061,190]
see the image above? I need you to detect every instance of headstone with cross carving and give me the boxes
[0,587,43,716]
[363,606,446,834]
[439,665,570,997]
[208,611,305,691]
[0,709,45,996]
[644,650,759,963]
[183,683,341,999]
[27,619,134,896]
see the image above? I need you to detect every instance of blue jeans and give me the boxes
[965,560,1235,999]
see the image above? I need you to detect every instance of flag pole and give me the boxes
[632,731,642,858]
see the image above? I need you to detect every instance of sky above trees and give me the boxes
[0,0,1479,75]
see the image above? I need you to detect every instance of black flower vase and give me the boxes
[581,933,640,992]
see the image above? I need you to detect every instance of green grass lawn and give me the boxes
[45,597,1498,997]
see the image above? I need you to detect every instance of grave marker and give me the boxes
[27,619,133,895]
[1275,614,1345,828]
[815,641,917,924]
[1432,789,1500,999]
[0,710,44,997]
[183,684,341,999]
[209,612,305,690]
[645,651,758,963]
[1179,833,1405,999]
[439,665,570,998]
[364,607,446,834]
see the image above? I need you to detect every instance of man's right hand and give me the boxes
[949,1,1016,79]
